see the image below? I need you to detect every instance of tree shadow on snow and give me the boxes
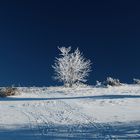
[0,122,140,140]
[1,95,140,101]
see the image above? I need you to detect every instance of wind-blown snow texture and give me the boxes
[0,85,140,139]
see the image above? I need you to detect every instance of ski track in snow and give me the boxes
[0,85,140,139]
[46,91,115,139]
[24,95,107,139]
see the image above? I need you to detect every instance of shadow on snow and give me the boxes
[1,95,140,101]
[0,122,140,140]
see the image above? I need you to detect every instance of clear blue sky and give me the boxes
[0,0,140,86]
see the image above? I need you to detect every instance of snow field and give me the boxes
[0,84,140,139]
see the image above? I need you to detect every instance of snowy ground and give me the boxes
[0,85,140,139]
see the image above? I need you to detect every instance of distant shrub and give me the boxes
[103,77,122,87]
[0,87,18,97]
[133,78,140,85]
[95,80,103,87]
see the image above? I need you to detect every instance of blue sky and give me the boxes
[0,0,140,86]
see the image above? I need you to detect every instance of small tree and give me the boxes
[52,47,92,87]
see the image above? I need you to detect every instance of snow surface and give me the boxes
[0,85,140,139]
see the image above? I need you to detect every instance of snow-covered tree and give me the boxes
[52,47,92,87]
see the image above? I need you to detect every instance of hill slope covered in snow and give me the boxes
[0,85,140,139]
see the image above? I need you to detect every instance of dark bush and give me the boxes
[0,87,18,97]
[133,78,140,84]
[103,77,122,86]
